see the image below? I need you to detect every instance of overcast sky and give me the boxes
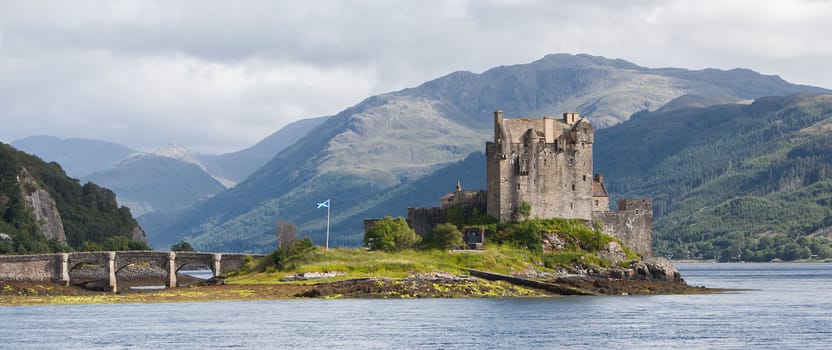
[1,0,830,154]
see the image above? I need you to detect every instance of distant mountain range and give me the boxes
[198,116,329,184]
[12,116,328,218]
[11,136,137,178]
[81,144,228,217]
[139,53,828,253]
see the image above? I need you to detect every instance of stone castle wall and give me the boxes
[406,207,445,237]
[592,199,653,256]
[487,111,594,222]
[406,203,487,237]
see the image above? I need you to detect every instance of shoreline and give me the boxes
[671,259,832,264]
[0,272,724,307]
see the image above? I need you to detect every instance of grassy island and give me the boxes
[0,218,717,306]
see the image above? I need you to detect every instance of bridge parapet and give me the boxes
[0,253,62,282]
[1,251,263,292]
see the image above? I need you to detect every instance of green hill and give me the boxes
[0,143,145,254]
[142,54,827,253]
[595,93,832,261]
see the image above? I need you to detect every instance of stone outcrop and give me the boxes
[597,241,627,264]
[20,169,66,243]
[280,271,345,282]
[579,257,681,282]
[130,226,147,243]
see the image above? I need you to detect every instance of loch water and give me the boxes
[2,263,830,349]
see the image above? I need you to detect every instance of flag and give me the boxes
[316,199,330,209]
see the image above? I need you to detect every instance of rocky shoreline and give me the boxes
[0,258,720,305]
[294,257,713,298]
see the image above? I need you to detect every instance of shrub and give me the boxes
[425,223,464,250]
[171,241,194,252]
[272,237,316,271]
[363,216,421,251]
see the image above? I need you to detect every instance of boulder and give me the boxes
[598,241,627,263]
[627,257,681,282]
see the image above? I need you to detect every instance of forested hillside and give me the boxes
[0,143,146,254]
[595,93,832,261]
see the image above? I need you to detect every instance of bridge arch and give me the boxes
[0,251,261,292]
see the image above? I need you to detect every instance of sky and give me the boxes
[1,0,830,154]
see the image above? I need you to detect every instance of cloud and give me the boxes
[0,0,830,153]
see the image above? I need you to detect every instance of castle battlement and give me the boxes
[487,110,596,222]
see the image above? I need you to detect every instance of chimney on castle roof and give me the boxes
[563,112,580,125]
[594,173,603,183]
[544,117,555,143]
[494,110,504,142]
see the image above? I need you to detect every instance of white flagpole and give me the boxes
[325,198,330,250]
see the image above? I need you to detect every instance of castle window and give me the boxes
[572,184,575,191]
[595,199,599,207]
[583,175,586,181]
[570,203,573,209]
[517,183,521,190]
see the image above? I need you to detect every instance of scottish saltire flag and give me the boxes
[316,199,330,209]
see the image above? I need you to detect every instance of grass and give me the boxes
[227,244,634,285]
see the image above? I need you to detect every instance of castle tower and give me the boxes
[486,111,594,222]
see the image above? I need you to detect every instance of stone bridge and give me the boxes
[0,251,262,292]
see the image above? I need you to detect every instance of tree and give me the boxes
[81,241,103,252]
[273,237,316,271]
[276,220,298,251]
[363,216,421,251]
[103,236,131,251]
[171,241,194,252]
[426,223,464,250]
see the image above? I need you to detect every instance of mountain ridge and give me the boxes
[142,53,828,252]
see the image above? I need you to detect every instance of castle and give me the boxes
[368,110,653,256]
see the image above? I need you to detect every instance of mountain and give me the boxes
[83,144,227,217]
[654,94,750,113]
[0,143,144,254]
[594,93,832,261]
[142,53,828,253]
[12,117,327,220]
[198,116,330,184]
[11,136,137,178]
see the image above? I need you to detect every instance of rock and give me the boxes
[198,276,226,286]
[626,257,681,282]
[541,233,566,252]
[21,170,66,243]
[280,271,345,282]
[598,241,627,263]
[644,257,682,282]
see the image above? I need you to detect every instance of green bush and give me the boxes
[363,216,421,252]
[266,237,317,271]
[424,223,464,250]
[171,241,195,252]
